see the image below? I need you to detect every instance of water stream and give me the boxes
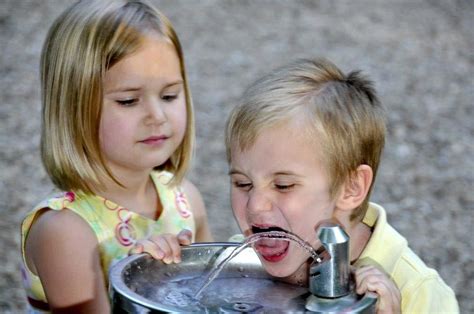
[193,231,322,299]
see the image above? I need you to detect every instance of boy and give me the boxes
[225,58,458,313]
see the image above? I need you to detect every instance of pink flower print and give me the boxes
[65,191,75,202]
[48,191,76,209]
[115,222,136,247]
[104,199,119,210]
[175,190,191,218]
[61,191,75,208]
[115,207,135,246]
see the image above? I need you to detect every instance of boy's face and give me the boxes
[229,120,336,278]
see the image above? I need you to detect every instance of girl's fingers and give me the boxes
[128,230,192,264]
[149,234,177,264]
[177,229,193,245]
[139,238,167,260]
[129,242,144,255]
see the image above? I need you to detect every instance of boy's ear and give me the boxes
[335,165,373,211]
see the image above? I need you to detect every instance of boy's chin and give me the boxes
[260,258,304,279]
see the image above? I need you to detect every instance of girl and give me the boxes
[21,0,212,312]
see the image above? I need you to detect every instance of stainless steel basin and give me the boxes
[109,242,376,313]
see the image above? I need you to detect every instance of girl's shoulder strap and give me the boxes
[150,170,194,227]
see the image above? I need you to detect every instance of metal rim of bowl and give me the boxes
[109,242,241,312]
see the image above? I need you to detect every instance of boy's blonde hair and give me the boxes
[225,58,385,221]
[41,0,194,193]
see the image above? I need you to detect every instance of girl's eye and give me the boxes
[162,94,178,102]
[116,98,138,106]
[275,184,295,191]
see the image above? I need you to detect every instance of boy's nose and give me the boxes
[247,189,272,213]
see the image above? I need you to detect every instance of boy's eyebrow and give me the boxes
[228,169,300,177]
[228,169,243,176]
[273,171,299,176]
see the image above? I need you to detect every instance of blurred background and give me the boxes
[1,0,472,312]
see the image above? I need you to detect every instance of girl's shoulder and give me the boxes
[23,191,99,247]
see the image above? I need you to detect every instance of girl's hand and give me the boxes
[129,229,193,264]
[354,265,401,314]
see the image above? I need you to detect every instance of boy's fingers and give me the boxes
[355,272,401,314]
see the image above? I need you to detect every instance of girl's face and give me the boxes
[100,35,186,176]
[230,118,336,279]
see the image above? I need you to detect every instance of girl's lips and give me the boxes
[140,135,168,145]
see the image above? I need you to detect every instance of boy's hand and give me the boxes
[354,265,401,314]
[129,229,192,264]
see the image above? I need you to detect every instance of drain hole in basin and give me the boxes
[234,302,251,311]
[219,302,263,313]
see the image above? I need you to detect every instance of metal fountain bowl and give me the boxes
[109,242,376,313]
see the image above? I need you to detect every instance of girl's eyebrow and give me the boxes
[106,80,183,94]
[163,80,183,88]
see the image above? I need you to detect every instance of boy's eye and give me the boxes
[233,181,252,191]
[275,184,295,191]
[116,98,138,106]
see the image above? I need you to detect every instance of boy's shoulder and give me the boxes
[361,203,458,312]
[362,203,444,281]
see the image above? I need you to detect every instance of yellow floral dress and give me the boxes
[20,171,195,312]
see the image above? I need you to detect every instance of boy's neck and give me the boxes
[346,221,372,263]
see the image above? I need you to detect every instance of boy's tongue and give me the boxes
[254,238,289,256]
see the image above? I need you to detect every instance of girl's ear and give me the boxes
[336,165,373,211]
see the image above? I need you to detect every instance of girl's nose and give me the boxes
[247,189,272,213]
[144,99,167,125]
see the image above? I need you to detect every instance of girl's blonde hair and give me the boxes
[226,58,386,221]
[41,0,194,193]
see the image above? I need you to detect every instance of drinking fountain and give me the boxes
[305,221,377,313]
[109,223,377,313]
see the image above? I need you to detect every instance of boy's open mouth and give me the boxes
[251,225,290,262]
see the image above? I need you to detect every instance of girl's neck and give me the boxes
[99,167,151,196]
[95,167,161,219]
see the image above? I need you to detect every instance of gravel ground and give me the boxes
[1,0,472,312]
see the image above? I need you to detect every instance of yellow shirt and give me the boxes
[360,203,459,313]
[20,171,195,312]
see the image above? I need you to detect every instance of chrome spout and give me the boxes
[309,222,350,298]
